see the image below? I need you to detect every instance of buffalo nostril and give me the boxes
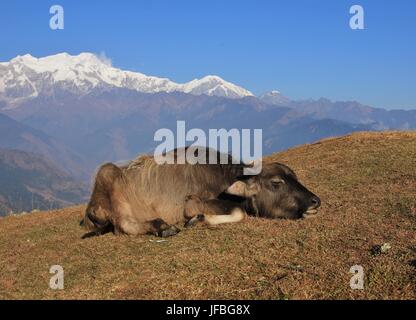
[310,196,321,208]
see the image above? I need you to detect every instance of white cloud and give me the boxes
[97,51,112,66]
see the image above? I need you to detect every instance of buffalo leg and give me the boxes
[110,192,180,237]
[183,195,246,227]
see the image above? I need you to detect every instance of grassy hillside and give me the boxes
[0,132,415,299]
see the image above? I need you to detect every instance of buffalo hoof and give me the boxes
[81,230,103,239]
[159,225,180,238]
[184,214,205,228]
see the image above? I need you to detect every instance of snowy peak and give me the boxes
[0,52,253,107]
[182,75,253,99]
[259,90,290,106]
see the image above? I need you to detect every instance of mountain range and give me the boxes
[0,148,88,216]
[0,53,253,108]
[0,113,89,180]
[0,52,415,212]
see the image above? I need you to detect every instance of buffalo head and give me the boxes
[227,163,321,219]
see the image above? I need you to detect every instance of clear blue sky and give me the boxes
[0,0,415,109]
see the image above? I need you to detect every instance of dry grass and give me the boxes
[0,131,415,300]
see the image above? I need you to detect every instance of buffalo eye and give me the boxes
[271,178,285,189]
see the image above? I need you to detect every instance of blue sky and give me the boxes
[0,0,415,109]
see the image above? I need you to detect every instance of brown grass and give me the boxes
[0,131,415,300]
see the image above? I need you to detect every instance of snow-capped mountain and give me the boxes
[0,52,253,108]
[259,90,290,106]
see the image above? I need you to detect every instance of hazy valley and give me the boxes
[1,52,415,214]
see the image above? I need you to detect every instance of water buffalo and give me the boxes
[80,147,320,238]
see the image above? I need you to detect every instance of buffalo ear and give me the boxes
[226,181,260,198]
